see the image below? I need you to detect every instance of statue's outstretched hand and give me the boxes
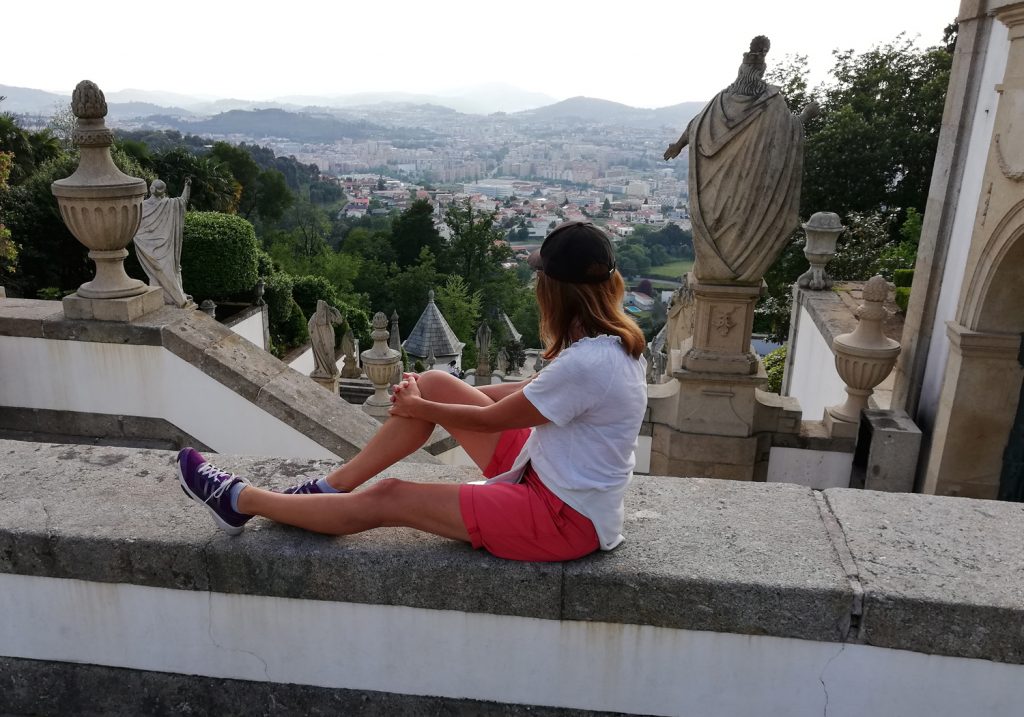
[664,142,681,161]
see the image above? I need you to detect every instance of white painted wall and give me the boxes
[767,447,852,489]
[288,347,356,378]
[785,305,846,420]
[918,26,1009,433]
[228,311,266,350]
[288,346,315,376]
[1,573,1020,717]
[0,336,335,459]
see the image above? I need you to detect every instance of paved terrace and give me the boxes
[1,439,1022,715]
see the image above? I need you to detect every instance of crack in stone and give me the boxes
[201,536,271,682]
[819,642,845,716]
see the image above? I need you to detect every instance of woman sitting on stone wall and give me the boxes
[176,222,648,562]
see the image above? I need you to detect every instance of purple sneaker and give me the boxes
[176,448,253,536]
[279,478,346,495]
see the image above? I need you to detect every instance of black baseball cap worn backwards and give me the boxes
[527,221,617,284]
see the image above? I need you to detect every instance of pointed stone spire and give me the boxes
[402,288,465,362]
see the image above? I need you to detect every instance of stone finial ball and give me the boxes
[863,275,890,303]
[71,81,108,119]
[372,311,388,329]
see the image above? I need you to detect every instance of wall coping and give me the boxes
[2,439,1021,665]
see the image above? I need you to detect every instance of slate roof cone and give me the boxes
[403,290,465,360]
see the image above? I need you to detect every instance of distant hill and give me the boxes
[0,84,69,113]
[164,108,434,142]
[104,88,213,108]
[518,96,704,129]
[274,84,557,114]
[107,102,194,119]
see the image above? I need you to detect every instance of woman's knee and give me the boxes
[411,368,475,403]
[414,370,467,402]
[362,477,418,506]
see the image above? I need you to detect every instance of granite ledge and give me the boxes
[2,439,1023,664]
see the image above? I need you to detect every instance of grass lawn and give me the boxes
[648,260,694,279]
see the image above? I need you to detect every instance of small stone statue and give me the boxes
[309,299,343,379]
[653,350,667,384]
[495,347,509,375]
[475,322,492,378]
[134,178,194,307]
[664,36,819,284]
[254,278,266,306]
[340,325,362,378]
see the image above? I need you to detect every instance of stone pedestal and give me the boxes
[851,409,922,492]
[311,374,340,396]
[680,281,763,375]
[647,365,774,481]
[62,286,163,322]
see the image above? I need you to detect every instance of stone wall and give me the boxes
[0,299,436,463]
[1,440,1022,716]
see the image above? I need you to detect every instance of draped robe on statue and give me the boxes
[309,300,343,379]
[135,194,190,307]
[687,85,803,284]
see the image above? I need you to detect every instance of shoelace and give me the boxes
[197,463,247,505]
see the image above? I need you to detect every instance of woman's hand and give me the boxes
[390,373,424,418]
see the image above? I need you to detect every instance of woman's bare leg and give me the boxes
[324,371,504,491]
[237,478,470,542]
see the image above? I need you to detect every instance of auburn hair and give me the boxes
[536,270,646,360]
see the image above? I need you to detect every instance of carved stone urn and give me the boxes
[51,81,149,299]
[827,276,901,424]
[360,311,402,420]
[797,212,844,291]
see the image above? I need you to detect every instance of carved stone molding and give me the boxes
[945,320,1022,359]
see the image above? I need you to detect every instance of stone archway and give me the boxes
[922,201,1024,498]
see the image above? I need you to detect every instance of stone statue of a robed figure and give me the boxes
[134,178,195,308]
[663,35,817,375]
[665,35,818,285]
[309,300,344,380]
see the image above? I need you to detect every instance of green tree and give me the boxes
[434,274,482,348]
[801,35,952,217]
[442,199,513,295]
[392,199,443,268]
[389,247,441,336]
[150,147,237,212]
[209,141,260,216]
[0,151,16,285]
[341,227,396,264]
[309,179,343,206]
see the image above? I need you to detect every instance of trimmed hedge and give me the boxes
[181,212,259,301]
[263,271,295,331]
[292,275,341,320]
[895,287,911,313]
[893,269,915,288]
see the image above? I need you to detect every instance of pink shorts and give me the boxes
[458,429,600,562]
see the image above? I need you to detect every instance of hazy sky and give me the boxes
[7,0,958,108]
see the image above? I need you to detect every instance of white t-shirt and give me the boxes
[485,335,647,550]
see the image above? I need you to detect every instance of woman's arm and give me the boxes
[476,376,533,401]
[391,376,547,432]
